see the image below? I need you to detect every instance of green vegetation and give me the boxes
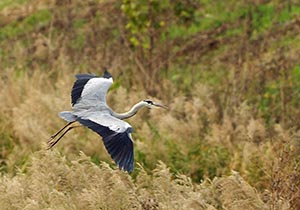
[0,0,300,209]
[0,0,29,11]
[0,9,51,40]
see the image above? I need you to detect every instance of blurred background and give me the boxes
[0,0,300,209]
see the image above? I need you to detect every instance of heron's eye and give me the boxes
[144,100,154,105]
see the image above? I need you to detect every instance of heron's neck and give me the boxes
[111,101,145,120]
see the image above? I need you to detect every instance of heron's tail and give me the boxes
[59,111,77,122]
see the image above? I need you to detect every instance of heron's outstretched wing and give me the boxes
[71,72,113,106]
[77,113,134,173]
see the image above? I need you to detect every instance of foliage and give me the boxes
[0,9,51,41]
[0,150,268,210]
[0,0,300,209]
[121,0,199,94]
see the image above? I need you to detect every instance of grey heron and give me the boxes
[48,71,167,173]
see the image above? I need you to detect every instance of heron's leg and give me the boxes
[48,121,75,142]
[47,125,81,149]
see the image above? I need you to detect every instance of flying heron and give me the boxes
[48,71,167,173]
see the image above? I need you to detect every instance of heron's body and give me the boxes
[48,71,166,173]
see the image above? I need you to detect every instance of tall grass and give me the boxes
[0,0,300,209]
[0,150,269,210]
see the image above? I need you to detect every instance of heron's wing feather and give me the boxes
[71,73,113,107]
[59,111,76,122]
[72,74,98,106]
[77,114,134,173]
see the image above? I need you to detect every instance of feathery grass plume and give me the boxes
[0,150,140,209]
[1,0,300,209]
[0,138,296,209]
[0,67,298,208]
[0,175,27,210]
[136,161,211,210]
[0,150,226,210]
[212,171,268,210]
[247,118,266,145]
[268,124,300,210]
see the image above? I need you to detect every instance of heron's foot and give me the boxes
[46,125,79,150]
[47,137,58,149]
[46,122,75,149]
[47,135,55,143]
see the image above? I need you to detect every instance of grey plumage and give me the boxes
[48,71,167,173]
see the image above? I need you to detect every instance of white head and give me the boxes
[142,99,168,109]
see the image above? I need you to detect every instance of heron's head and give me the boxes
[142,99,168,109]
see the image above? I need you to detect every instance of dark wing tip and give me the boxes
[103,131,134,173]
[77,118,134,173]
[103,70,112,79]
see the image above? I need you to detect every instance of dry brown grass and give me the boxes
[1,0,300,209]
[0,149,272,210]
[0,68,298,209]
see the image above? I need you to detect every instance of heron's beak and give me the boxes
[153,102,168,109]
